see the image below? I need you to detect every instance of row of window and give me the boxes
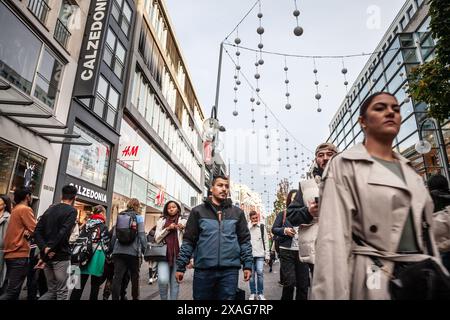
[111,0,132,38]
[117,120,200,207]
[130,70,202,185]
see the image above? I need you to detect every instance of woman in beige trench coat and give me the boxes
[311,92,446,300]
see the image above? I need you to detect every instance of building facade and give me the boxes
[231,182,264,222]
[111,0,207,231]
[0,0,93,216]
[327,0,449,181]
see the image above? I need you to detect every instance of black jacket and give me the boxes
[271,200,313,248]
[176,198,253,272]
[34,203,77,261]
[430,189,450,212]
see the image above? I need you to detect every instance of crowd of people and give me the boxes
[0,91,449,300]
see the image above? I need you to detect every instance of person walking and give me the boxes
[0,194,12,295]
[70,205,110,300]
[34,185,78,300]
[0,188,36,300]
[154,200,186,300]
[176,175,253,300]
[248,210,270,300]
[146,225,158,285]
[110,198,146,300]
[311,92,449,299]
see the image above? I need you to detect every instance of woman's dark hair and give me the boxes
[286,189,298,208]
[163,200,182,218]
[427,174,449,192]
[359,91,397,118]
[0,194,12,213]
[92,205,106,215]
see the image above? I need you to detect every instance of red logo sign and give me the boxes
[121,145,139,157]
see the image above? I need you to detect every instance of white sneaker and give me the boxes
[148,278,153,285]
[249,294,256,300]
[258,294,266,300]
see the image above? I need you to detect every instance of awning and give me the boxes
[0,77,91,146]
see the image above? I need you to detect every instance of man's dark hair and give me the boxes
[62,185,78,201]
[249,210,258,217]
[359,91,397,118]
[211,175,229,186]
[427,174,449,192]
[14,188,32,204]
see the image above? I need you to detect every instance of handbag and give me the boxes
[144,241,167,262]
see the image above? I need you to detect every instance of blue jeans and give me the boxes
[158,262,179,300]
[193,268,239,300]
[249,257,264,295]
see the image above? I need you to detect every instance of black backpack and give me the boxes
[115,211,138,245]
[71,225,101,267]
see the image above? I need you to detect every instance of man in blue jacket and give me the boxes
[175,175,252,300]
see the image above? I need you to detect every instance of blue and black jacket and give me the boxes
[176,198,253,272]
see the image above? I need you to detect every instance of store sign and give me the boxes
[73,0,110,97]
[155,189,165,207]
[119,144,140,161]
[70,183,107,203]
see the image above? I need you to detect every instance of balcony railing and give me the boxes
[28,0,50,25]
[54,19,71,49]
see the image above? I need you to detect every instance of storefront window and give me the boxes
[34,49,62,108]
[67,123,110,189]
[10,149,45,197]
[131,173,147,204]
[0,140,18,194]
[397,114,418,144]
[114,163,132,197]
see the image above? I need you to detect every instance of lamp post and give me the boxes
[415,117,450,182]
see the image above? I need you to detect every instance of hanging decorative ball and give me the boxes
[285,103,292,110]
[301,152,304,155]
[257,27,265,35]
[315,93,322,100]
[257,12,263,18]
[285,138,289,142]
[234,87,238,91]
[251,108,255,112]
[404,97,411,103]
[258,43,264,49]
[284,66,288,71]
[286,92,290,97]
[258,59,264,65]
[285,79,289,84]
[233,98,238,103]
[266,145,269,149]
[254,62,259,67]
[344,81,348,86]
[286,147,289,151]
[265,134,269,139]
[315,80,319,85]
[317,107,322,112]
[235,51,240,57]
[252,119,255,123]
[236,65,241,70]
[313,69,318,74]
[287,164,290,167]
[293,26,304,36]
[255,73,260,79]
[265,124,268,128]
[264,115,268,119]
[234,37,241,45]
[252,130,255,134]
[293,9,300,17]
[236,80,241,85]
[250,97,255,102]
[234,75,238,79]
[296,171,299,175]
[256,88,260,93]
[397,61,401,65]
[294,154,298,158]
[277,158,282,162]
[256,101,261,105]
[346,94,350,99]
[341,68,348,74]
[232,111,238,116]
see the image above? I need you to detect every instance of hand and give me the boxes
[187,258,194,269]
[243,270,251,281]
[176,272,184,283]
[307,200,319,217]
[168,223,177,231]
[44,247,55,258]
[34,260,46,270]
[284,227,296,237]
[177,223,185,231]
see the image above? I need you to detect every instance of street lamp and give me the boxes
[415,117,450,182]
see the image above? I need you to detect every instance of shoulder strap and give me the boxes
[421,211,434,256]
[282,209,287,225]
[260,224,266,251]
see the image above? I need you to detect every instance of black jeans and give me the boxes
[279,249,310,300]
[0,258,29,300]
[70,274,105,300]
[111,254,140,300]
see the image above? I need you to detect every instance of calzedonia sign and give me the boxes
[70,183,107,204]
[73,0,110,97]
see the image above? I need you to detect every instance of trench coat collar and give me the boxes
[342,143,412,193]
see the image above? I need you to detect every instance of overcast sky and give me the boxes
[164,0,406,213]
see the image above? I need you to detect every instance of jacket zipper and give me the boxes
[217,209,222,268]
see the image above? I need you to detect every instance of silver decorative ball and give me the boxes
[258,43,264,49]
[234,87,238,91]
[236,65,241,70]
[285,138,289,142]
[278,158,282,162]
[252,119,255,123]
[236,80,241,85]
[266,145,269,149]
[286,92,290,97]
[313,68,317,74]
[294,154,298,158]
[315,93,321,100]
[293,26,304,36]
[317,107,322,112]
[256,88,260,93]
[257,12,263,18]
[285,103,292,110]
[265,125,268,128]
[293,9,300,17]
[257,27,265,35]
[251,108,255,112]
[233,98,238,103]
[344,81,348,85]
[256,101,261,105]
[255,73,260,79]
[341,68,348,74]
[284,66,288,71]
[315,80,319,85]
[265,134,269,139]
[232,111,238,116]
[264,115,268,119]
[234,37,241,45]
[236,51,240,56]
[250,97,255,102]
[234,75,238,79]
[285,79,289,84]
[258,59,264,65]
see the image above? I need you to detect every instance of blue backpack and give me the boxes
[116,211,138,244]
